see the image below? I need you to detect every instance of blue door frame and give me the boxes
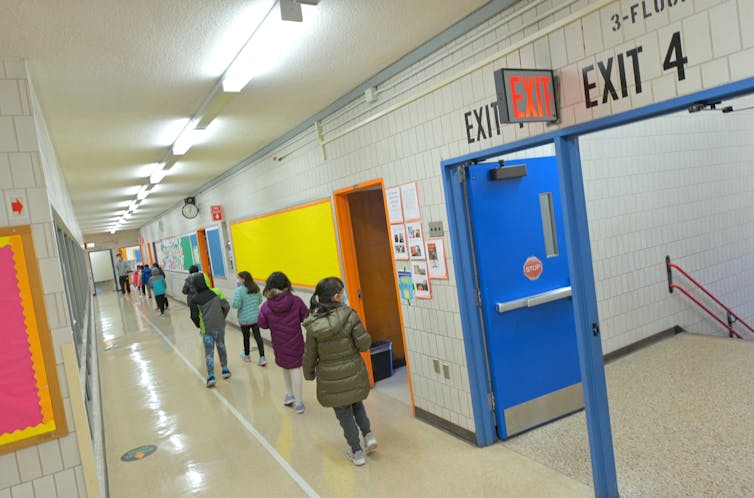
[442,76,754,497]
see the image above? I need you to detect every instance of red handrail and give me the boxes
[666,255,753,340]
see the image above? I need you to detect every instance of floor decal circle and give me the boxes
[121,444,157,462]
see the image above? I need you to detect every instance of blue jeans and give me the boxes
[203,328,227,377]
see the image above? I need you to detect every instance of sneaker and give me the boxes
[295,402,305,414]
[240,351,251,363]
[364,432,378,453]
[222,368,232,379]
[206,376,216,388]
[283,393,295,406]
[346,449,366,466]
[257,356,267,367]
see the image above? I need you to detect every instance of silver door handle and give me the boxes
[496,286,572,313]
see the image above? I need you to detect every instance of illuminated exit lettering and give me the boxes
[508,76,553,119]
[494,68,558,124]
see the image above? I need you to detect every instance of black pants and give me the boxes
[240,323,264,357]
[155,294,167,314]
[119,275,131,294]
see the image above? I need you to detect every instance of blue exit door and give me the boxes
[466,156,583,439]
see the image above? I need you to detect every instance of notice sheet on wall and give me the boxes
[400,182,421,221]
[411,261,431,299]
[426,238,448,279]
[391,224,408,260]
[386,187,403,224]
[405,221,425,260]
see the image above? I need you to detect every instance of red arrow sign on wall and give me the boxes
[11,198,23,215]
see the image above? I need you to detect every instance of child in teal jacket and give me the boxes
[232,271,266,365]
[149,269,168,315]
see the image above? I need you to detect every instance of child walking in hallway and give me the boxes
[190,273,231,387]
[149,268,168,315]
[232,271,266,366]
[303,277,377,466]
[258,272,309,413]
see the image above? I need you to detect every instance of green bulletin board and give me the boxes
[180,236,193,270]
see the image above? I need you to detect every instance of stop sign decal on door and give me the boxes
[523,256,543,280]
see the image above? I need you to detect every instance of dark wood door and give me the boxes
[348,189,404,364]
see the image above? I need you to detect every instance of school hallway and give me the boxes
[97,290,754,497]
[98,290,589,498]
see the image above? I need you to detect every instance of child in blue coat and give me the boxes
[232,271,266,366]
[149,268,168,315]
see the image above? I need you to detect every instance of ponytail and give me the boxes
[310,277,344,315]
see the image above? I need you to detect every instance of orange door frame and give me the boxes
[196,229,213,288]
[333,179,415,410]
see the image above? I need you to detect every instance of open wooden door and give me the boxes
[334,179,414,409]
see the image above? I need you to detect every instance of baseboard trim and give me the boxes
[604,326,684,364]
[415,407,477,445]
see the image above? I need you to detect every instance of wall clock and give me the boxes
[182,197,199,219]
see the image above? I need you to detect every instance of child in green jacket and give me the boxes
[303,277,377,466]
[190,273,231,387]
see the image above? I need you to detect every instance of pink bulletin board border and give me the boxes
[0,226,67,454]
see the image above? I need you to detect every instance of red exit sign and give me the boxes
[494,68,558,124]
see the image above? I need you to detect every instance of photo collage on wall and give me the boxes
[386,182,446,300]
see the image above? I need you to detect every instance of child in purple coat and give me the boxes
[258,272,310,414]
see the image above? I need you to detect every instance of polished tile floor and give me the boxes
[97,290,753,497]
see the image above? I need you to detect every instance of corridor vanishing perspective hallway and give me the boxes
[96,289,754,497]
[97,291,590,498]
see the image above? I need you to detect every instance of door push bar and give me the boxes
[495,286,572,313]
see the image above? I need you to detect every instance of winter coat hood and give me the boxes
[265,290,297,313]
[303,305,352,339]
[192,272,211,292]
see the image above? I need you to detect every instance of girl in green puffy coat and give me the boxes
[302,277,378,466]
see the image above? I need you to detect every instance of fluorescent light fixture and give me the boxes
[128,200,139,211]
[149,163,168,184]
[204,3,271,77]
[110,229,116,234]
[222,6,309,92]
[172,127,203,155]
[136,184,151,200]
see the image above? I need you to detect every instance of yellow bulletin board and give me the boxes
[230,198,341,288]
[0,226,67,454]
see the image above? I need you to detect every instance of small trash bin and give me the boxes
[369,340,393,382]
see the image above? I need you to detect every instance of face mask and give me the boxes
[236,280,243,287]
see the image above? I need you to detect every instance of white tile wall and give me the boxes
[0,59,85,498]
[10,482,33,498]
[30,477,55,498]
[139,0,754,436]
[0,81,22,115]
[0,117,16,152]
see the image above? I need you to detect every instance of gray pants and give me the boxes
[333,401,371,452]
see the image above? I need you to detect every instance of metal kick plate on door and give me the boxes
[496,286,572,313]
